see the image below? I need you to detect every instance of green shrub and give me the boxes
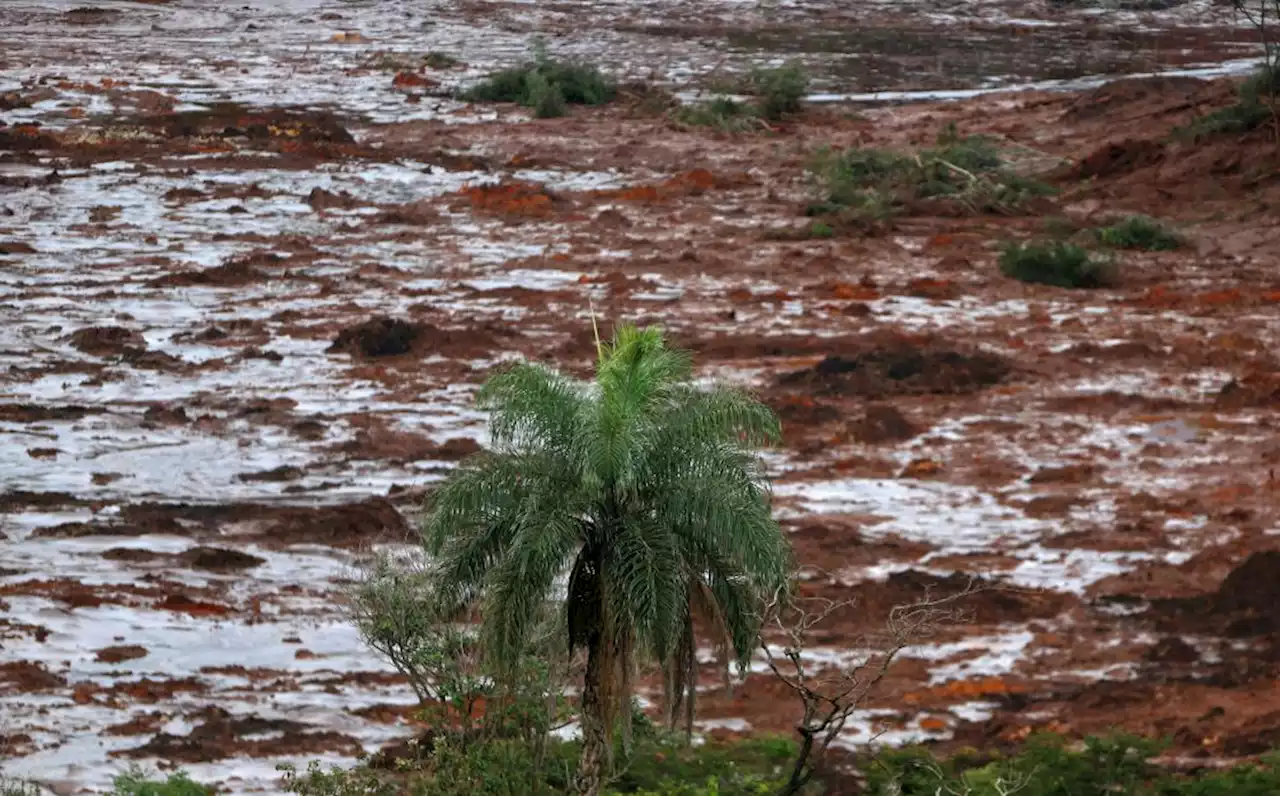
[1096,215,1184,251]
[807,127,1055,222]
[1175,65,1276,139]
[750,63,809,121]
[999,240,1115,288]
[1240,63,1279,104]
[110,767,211,796]
[671,97,759,132]
[463,42,615,112]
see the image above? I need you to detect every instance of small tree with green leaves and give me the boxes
[422,324,792,796]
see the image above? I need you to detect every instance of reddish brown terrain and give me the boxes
[3,0,1280,792]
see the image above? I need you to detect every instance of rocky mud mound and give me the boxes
[327,316,506,360]
[775,336,1012,398]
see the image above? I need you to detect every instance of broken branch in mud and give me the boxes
[762,575,983,796]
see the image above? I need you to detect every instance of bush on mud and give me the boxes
[671,96,761,132]
[807,124,1055,227]
[1096,215,1184,251]
[110,767,211,796]
[999,240,1116,288]
[750,63,809,121]
[463,42,615,118]
[1177,65,1277,139]
[672,64,809,131]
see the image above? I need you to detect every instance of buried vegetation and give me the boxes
[672,65,810,131]
[806,125,1056,228]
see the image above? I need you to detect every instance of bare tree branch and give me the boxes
[761,574,985,796]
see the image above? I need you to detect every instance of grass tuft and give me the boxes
[999,240,1116,288]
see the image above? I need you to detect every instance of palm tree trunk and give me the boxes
[576,637,607,796]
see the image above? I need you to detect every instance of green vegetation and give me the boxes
[672,64,809,131]
[282,732,796,796]
[1175,64,1277,139]
[421,324,790,794]
[463,42,615,118]
[110,768,211,796]
[999,239,1116,288]
[750,64,808,121]
[671,97,760,133]
[869,734,1280,796]
[807,124,1056,226]
[423,52,461,70]
[1096,214,1184,251]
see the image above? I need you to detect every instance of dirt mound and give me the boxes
[1062,76,1207,123]
[1153,550,1280,637]
[116,706,361,763]
[849,404,918,443]
[775,336,1011,398]
[1212,551,1280,617]
[1215,370,1280,408]
[1074,138,1166,179]
[0,661,66,694]
[682,333,846,361]
[95,645,149,664]
[0,404,103,422]
[307,186,361,211]
[148,103,354,144]
[807,570,1070,631]
[266,498,412,546]
[150,252,284,287]
[68,326,146,356]
[178,546,266,572]
[327,316,503,360]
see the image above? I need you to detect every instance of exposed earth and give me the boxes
[4,0,1280,793]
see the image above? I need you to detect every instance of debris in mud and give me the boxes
[0,404,103,423]
[0,661,66,694]
[95,645,149,665]
[178,546,267,572]
[237,465,305,483]
[457,180,562,219]
[0,241,37,255]
[1062,76,1207,123]
[115,706,362,763]
[328,317,423,357]
[848,404,918,444]
[150,104,355,145]
[775,336,1011,398]
[67,326,146,356]
[327,316,501,360]
[1075,138,1165,179]
[149,252,284,287]
[1215,370,1280,408]
[307,186,361,211]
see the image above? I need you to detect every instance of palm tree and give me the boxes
[422,324,792,796]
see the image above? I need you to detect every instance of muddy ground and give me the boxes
[4,0,1280,792]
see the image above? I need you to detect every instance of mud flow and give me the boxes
[3,0,1280,791]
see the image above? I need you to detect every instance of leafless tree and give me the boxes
[760,577,982,796]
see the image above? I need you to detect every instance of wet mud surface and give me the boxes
[4,0,1280,792]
